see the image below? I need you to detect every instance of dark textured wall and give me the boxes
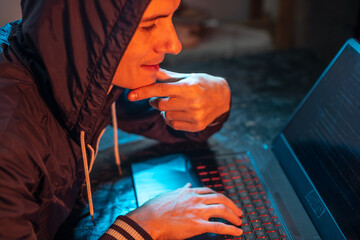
[304,0,360,61]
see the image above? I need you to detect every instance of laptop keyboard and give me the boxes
[194,154,289,240]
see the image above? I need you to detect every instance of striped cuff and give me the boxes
[100,216,153,240]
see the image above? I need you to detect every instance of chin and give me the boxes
[137,75,157,88]
[118,74,156,90]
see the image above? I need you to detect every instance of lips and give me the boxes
[142,56,164,72]
[141,64,160,71]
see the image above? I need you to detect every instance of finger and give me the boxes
[149,97,189,111]
[160,111,206,132]
[155,68,171,80]
[156,68,189,81]
[164,111,196,122]
[202,193,243,217]
[161,111,194,125]
[200,220,243,236]
[203,204,242,226]
[162,110,213,129]
[161,111,172,127]
[128,83,182,101]
[184,183,192,188]
[191,187,216,195]
[166,120,207,132]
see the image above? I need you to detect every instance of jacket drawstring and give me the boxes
[80,102,122,226]
[111,102,122,175]
[89,128,106,173]
[80,130,96,226]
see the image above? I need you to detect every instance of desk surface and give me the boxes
[55,49,325,239]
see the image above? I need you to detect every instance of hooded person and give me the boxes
[0,0,244,239]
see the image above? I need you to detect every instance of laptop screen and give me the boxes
[282,41,360,239]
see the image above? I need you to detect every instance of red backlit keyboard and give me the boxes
[194,154,288,240]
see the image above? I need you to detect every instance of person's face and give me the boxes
[112,0,182,89]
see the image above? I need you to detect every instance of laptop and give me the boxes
[131,38,360,240]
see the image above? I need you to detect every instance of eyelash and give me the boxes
[142,23,156,32]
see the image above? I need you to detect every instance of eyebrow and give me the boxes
[142,14,169,22]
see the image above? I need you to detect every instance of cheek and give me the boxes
[112,32,155,88]
[126,31,152,61]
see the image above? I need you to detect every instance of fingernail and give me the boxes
[184,183,192,188]
[128,92,138,101]
[149,98,155,108]
[238,217,243,226]
[236,208,242,217]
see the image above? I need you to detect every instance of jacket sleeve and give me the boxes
[0,144,40,240]
[99,216,153,240]
[115,89,230,143]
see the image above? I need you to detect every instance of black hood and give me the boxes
[8,0,150,143]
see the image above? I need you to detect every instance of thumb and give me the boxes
[156,68,188,82]
[156,68,172,81]
[183,183,192,188]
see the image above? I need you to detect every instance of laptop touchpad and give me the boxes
[131,154,201,206]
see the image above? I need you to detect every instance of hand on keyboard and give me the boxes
[126,183,243,239]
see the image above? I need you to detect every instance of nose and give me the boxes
[155,23,182,55]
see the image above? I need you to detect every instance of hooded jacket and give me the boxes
[0,0,229,239]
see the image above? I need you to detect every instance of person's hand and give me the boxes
[126,183,243,240]
[128,69,231,132]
